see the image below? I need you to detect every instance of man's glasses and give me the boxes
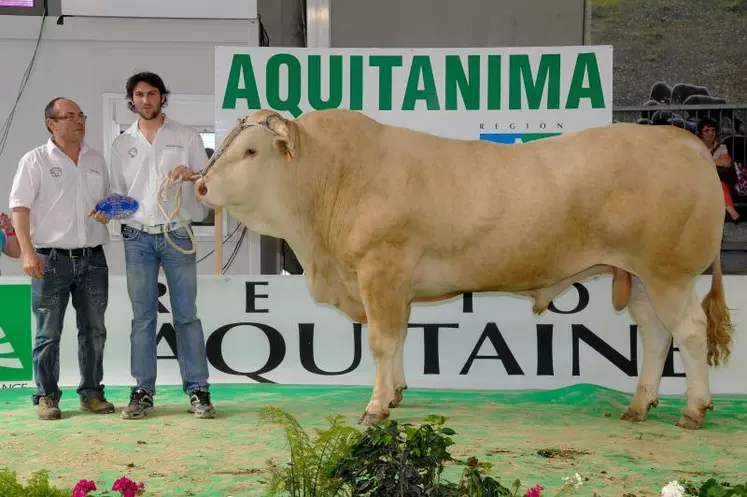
[52,113,87,122]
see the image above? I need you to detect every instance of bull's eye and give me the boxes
[244,148,257,158]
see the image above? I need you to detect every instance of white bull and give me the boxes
[194,108,734,429]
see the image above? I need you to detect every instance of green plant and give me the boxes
[0,468,71,497]
[259,406,361,497]
[698,479,747,497]
[458,457,514,497]
[260,408,578,497]
[332,414,513,497]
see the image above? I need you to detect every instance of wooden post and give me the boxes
[214,208,223,275]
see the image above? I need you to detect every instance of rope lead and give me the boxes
[156,174,198,255]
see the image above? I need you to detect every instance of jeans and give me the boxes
[31,247,108,404]
[121,224,210,396]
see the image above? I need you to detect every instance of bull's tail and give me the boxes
[701,253,734,366]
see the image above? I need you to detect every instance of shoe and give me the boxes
[38,394,61,420]
[188,390,215,419]
[81,395,115,414]
[121,388,154,420]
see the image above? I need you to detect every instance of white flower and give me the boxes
[561,473,584,490]
[661,480,685,497]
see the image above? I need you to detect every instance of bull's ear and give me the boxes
[274,135,295,162]
[267,115,298,162]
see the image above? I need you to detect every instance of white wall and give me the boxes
[0,14,258,276]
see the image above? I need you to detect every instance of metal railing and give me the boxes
[612,104,747,165]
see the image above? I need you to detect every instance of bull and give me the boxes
[194,108,734,430]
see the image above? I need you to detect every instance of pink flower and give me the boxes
[527,484,544,497]
[72,479,97,497]
[112,476,146,497]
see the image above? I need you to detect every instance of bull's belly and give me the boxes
[408,253,579,299]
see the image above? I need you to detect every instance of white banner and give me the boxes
[2,274,745,395]
[214,45,614,144]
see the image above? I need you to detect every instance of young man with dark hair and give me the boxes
[97,71,215,419]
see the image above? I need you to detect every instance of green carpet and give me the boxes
[0,383,745,496]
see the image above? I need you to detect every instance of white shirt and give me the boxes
[8,139,111,249]
[109,116,207,227]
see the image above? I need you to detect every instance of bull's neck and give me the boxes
[289,139,349,253]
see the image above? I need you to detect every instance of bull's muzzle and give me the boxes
[195,177,208,198]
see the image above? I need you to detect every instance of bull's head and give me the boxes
[195,109,298,211]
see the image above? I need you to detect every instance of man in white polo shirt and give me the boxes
[101,71,215,420]
[9,97,115,420]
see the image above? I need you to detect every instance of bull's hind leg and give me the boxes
[670,289,714,429]
[621,276,672,422]
[356,252,413,426]
[644,282,714,429]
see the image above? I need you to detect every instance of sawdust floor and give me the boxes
[0,383,745,496]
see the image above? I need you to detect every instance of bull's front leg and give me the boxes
[389,322,409,409]
[356,252,413,426]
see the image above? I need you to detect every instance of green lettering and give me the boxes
[445,55,479,110]
[369,55,402,110]
[402,56,440,111]
[487,55,501,110]
[349,55,363,110]
[266,54,303,117]
[509,54,561,110]
[566,53,605,109]
[308,55,343,110]
[221,54,261,110]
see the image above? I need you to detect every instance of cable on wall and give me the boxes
[0,0,48,161]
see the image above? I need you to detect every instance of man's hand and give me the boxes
[169,165,198,182]
[89,209,110,224]
[22,251,43,279]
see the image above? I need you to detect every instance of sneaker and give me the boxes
[37,394,61,421]
[121,388,154,420]
[81,396,115,414]
[188,390,215,419]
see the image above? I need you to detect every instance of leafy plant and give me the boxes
[697,479,747,497]
[259,406,361,497]
[0,468,71,497]
[332,414,458,496]
[458,457,514,497]
[332,414,514,497]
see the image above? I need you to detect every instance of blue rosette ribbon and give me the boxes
[95,193,140,220]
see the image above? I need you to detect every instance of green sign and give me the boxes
[215,46,613,156]
[0,284,32,383]
[221,51,607,118]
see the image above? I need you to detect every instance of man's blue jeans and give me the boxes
[121,224,210,396]
[31,247,108,404]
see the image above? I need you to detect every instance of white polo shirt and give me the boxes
[8,139,111,249]
[109,116,207,228]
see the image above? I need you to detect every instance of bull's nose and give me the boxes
[195,178,208,197]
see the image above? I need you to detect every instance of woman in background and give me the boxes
[698,117,741,223]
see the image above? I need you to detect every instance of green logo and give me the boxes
[222,51,606,117]
[0,284,32,382]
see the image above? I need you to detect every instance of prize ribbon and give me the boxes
[95,194,140,220]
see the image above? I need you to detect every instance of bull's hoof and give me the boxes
[620,408,647,423]
[358,410,389,427]
[676,411,704,430]
[389,386,407,408]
